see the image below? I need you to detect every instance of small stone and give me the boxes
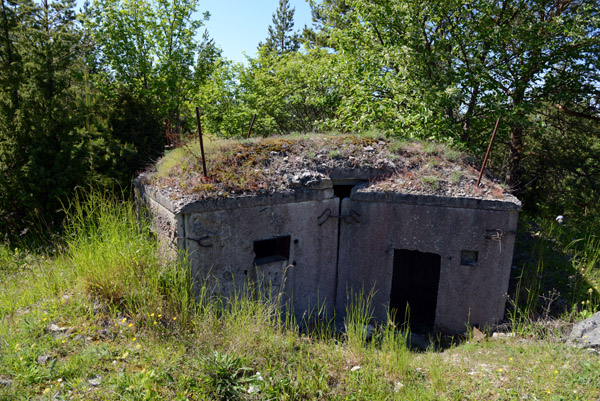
[350,365,361,372]
[0,377,12,388]
[492,332,515,338]
[394,381,404,392]
[364,146,375,152]
[37,354,55,365]
[88,376,102,387]
[472,327,485,342]
[47,323,67,333]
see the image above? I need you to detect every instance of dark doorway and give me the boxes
[390,249,441,333]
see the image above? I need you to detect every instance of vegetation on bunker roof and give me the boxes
[143,133,517,203]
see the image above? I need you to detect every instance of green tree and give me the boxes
[260,0,300,54]
[310,0,600,192]
[196,49,341,137]
[86,0,209,122]
[0,0,89,231]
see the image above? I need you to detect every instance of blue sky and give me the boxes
[76,0,315,64]
[200,0,314,63]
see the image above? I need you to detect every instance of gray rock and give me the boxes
[88,376,102,387]
[37,354,55,365]
[47,323,67,332]
[568,312,600,349]
[0,377,12,387]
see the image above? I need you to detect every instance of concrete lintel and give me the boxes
[317,166,393,181]
[351,190,521,211]
[179,189,334,214]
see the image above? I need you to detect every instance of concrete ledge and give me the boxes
[135,175,335,214]
[180,189,335,214]
[351,190,522,211]
[134,175,179,213]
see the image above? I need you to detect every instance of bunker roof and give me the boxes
[139,134,520,210]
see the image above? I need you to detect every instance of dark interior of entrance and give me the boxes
[390,249,441,333]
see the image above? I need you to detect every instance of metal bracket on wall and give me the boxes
[171,235,213,248]
[483,229,516,240]
[317,208,362,226]
[483,229,515,253]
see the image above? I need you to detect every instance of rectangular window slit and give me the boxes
[254,235,291,266]
[461,250,478,266]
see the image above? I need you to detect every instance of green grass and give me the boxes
[1,193,600,400]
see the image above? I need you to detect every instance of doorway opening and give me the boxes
[390,249,441,333]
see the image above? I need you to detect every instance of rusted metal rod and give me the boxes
[477,117,501,187]
[246,113,257,139]
[195,106,208,178]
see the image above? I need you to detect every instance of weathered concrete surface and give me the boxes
[336,189,520,334]
[135,176,339,322]
[568,312,600,349]
[185,197,339,321]
[134,182,182,259]
[136,173,521,334]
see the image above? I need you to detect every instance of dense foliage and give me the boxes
[1,0,599,237]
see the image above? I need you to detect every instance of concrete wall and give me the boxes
[183,195,339,322]
[134,182,182,260]
[136,175,521,334]
[135,176,340,323]
[336,189,520,334]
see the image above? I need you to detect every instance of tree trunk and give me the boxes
[506,124,524,191]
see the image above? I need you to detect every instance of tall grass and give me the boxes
[62,189,195,325]
[508,217,600,334]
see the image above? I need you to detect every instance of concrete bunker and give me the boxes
[136,136,521,334]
